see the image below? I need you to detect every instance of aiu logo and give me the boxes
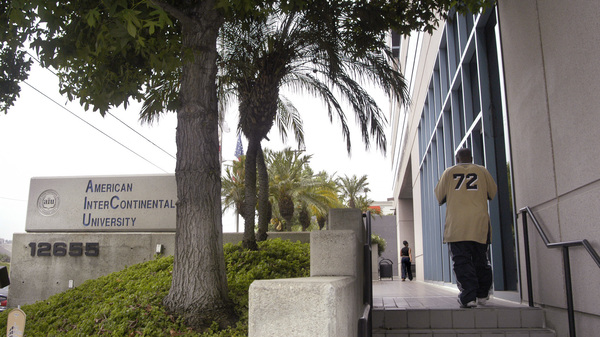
[37,189,60,216]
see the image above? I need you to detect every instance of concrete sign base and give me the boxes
[8,231,309,308]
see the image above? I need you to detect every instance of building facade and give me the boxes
[390,1,600,335]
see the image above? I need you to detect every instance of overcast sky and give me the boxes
[0,61,394,240]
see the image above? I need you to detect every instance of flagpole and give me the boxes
[234,134,244,233]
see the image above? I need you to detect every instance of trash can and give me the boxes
[379,258,393,280]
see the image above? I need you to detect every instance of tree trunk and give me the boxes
[299,205,310,231]
[256,145,270,241]
[239,70,280,248]
[163,2,236,329]
[279,193,295,231]
[242,135,259,250]
[317,214,326,230]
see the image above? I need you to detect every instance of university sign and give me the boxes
[26,175,177,232]
[10,173,306,308]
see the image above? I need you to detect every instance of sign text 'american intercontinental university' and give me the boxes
[25,175,177,232]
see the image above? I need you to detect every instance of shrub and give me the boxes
[371,234,387,257]
[225,238,310,319]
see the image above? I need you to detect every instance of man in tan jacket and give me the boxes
[435,148,497,308]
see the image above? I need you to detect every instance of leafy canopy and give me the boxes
[1,0,495,116]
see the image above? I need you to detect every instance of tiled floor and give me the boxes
[372,279,525,309]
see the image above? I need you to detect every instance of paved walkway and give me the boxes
[372,279,525,309]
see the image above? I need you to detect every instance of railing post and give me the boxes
[359,211,373,337]
[562,247,576,337]
[521,211,534,307]
[519,206,600,337]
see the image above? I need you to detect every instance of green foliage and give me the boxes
[337,174,370,209]
[0,256,176,336]
[0,0,33,114]
[265,148,341,231]
[0,239,310,336]
[224,238,310,320]
[353,0,496,37]
[32,1,180,116]
[371,234,387,257]
[0,46,32,114]
[1,0,494,116]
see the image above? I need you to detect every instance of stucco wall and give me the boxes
[499,0,600,333]
[371,215,399,276]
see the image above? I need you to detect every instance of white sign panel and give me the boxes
[6,308,26,337]
[26,175,177,232]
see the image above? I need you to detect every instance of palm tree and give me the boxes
[337,174,370,209]
[219,6,408,248]
[257,98,306,240]
[267,148,311,231]
[355,195,383,216]
[309,171,342,229]
[219,102,305,244]
[223,148,340,232]
[266,148,341,231]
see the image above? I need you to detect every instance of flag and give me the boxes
[234,134,244,159]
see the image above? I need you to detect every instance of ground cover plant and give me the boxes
[0,238,310,336]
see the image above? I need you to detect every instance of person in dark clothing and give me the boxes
[400,240,413,281]
[434,148,497,308]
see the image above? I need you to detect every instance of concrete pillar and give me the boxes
[248,208,366,336]
[249,277,354,337]
[327,208,366,309]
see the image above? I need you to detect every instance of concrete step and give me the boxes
[372,327,556,337]
[373,306,548,330]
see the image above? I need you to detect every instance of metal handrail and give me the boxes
[358,303,371,337]
[519,206,600,337]
[359,211,373,337]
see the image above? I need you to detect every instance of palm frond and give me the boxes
[275,95,305,149]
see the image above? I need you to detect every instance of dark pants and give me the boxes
[401,257,413,280]
[449,241,492,304]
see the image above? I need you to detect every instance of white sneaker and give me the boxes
[477,296,490,305]
[458,298,477,308]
